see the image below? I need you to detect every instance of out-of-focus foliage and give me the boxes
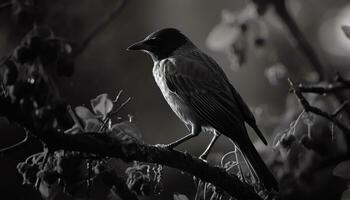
[125,162,163,197]
[264,63,288,86]
[257,94,348,200]
[0,26,145,199]
[205,1,350,198]
[206,4,270,70]
[0,25,74,131]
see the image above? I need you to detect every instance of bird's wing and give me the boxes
[195,52,267,145]
[196,52,257,124]
[162,55,246,136]
[228,84,267,144]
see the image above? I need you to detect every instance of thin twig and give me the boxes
[298,83,348,94]
[267,0,350,118]
[35,146,50,189]
[73,0,126,57]
[99,97,131,132]
[0,129,29,154]
[288,78,350,136]
[332,101,349,117]
[109,97,131,116]
[113,90,123,103]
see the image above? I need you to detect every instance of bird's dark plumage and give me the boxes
[164,52,267,145]
[127,28,189,61]
[127,28,278,191]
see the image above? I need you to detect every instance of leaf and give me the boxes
[39,182,50,198]
[333,160,350,180]
[112,121,142,140]
[64,124,81,134]
[39,181,65,200]
[206,5,258,52]
[75,106,97,120]
[91,93,113,119]
[342,25,350,39]
[173,193,189,200]
[84,118,101,132]
[74,106,101,132]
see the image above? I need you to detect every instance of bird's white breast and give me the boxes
[152,59,193,125]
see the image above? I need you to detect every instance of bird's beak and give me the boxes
[126,40,149,51]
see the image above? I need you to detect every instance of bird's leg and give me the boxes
[164,124,201,149]
[199,131,220,160]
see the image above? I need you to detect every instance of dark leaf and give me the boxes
[173,193,189,200]
[3,59,18,85]
[56,55,74,77]
[90,93,113,119]
[112,121,142,140]
[333,160,350,180]
[14,46,35,63]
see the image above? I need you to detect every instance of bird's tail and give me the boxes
[234,136,279,191]
[251,123,268,145]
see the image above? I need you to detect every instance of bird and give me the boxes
[127,28,278,191]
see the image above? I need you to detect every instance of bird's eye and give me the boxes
[149,37,157,41]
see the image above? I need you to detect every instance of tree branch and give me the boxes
[297,74,350,94]
[264,0,350,118]
[298,83,348,94]
[288,78,350,144]
[73,0,126,57]
[0,92,263,199]
[37,130,262,200]
[0,129,29,154]
[271,0,325,79]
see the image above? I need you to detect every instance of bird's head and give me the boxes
[127,28,190,61]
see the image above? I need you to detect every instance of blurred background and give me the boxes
[1,0,350,199]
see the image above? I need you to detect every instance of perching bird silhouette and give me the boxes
[127,28,278,191]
